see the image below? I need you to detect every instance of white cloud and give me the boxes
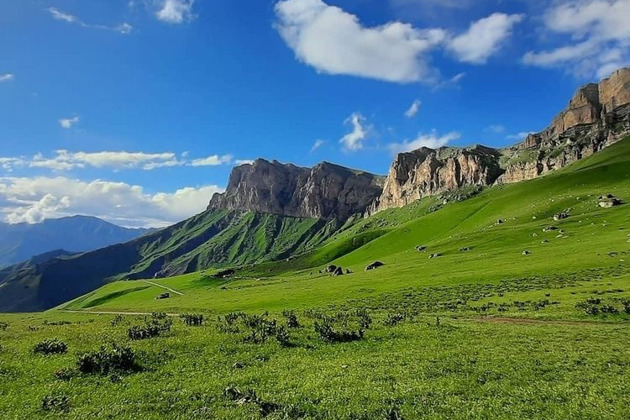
[190,154,234,167]
[274,0,446,83]
[0,73,15,82]
[405,99,422,118]
[388,131,461,154]
[523,0,630,78]
[340,113,368,152]
[310,139,325,153]
[156,0,196,24]
[506,131,535,142]
[0,150,242,172]
[59,116,80,129]
[448,13,524,64]
[0,176,223,228]
[47,7,132,34]
[485,124,506,134]
[235,159,255,166]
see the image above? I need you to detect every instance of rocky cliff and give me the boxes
[370,67,630,214]
[208,159,384,221]
[498,68,630,183]
[369,146,503,213]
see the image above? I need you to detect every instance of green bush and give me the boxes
[180,313,204,326]
[128,312,172,340]
[42,394,70,412]
[33,339,68,355]
[77,343,138,375]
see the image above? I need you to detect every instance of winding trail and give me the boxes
[142,280,184,296]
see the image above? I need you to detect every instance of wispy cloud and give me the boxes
[0,73,15,82]
[59,116,80,129]
[523,0,630,78]
[485,124,506,134]
[156,0,196,24]
[506,131,535,142]
[388,130,461,155]
[47,7,133,34]
[340,113,368,152]
[310,139,325,153]
[405,99,422,118]
[0,150,240,172]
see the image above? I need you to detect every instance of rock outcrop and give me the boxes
[208,159,384,221]
[369,146,503,213]
[370,67,630,214]
[498,68,630,183]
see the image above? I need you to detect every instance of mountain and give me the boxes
[369,67,630,214]
[1,68,629,313]
[0,216,154,267]
[208,159,384,220]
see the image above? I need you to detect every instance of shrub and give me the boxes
[314,318,363,343]
[110,314,124,326]
[128,312,172,340]
[0,321,8,330]
[622,300,630,314]
[275,326,291,347]
[383,313,406,327]
[33,339,68,355]
[243,314,278,344]
[180,313,204,326]
[54,368,75,381]
[42,394,70,412]
[77,343,137,375]
[600,304,619,314]
[282,310,300,328]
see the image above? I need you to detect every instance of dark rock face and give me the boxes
[208,159,384,221]
[370,67,630,214]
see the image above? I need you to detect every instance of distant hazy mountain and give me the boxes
[0,216,154,267]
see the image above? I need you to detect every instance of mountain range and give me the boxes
[0,67,629,312]
[0,216,153,268]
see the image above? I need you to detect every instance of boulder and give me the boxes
[522,250,531,256]
[598,195,622,208]
[325,265,338,273]
[415,245,427,252]
[365,261,384,271]
[429,253,442,259]
[333,267,344,276]
[553,212,569,221]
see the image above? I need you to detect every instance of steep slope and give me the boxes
[0,215,153,267]
[371,67,630,214]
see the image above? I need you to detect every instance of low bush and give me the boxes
[383,313,406,327]
[282,310,300,328]
[77,343,138,375]
[180,313,204,326]
[128,312,173,340]
[42,394,70,412]
[33,339,68,355]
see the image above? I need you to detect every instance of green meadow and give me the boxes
[1,138,629,419]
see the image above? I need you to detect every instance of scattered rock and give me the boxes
[429,253,442,259]
[333,267,344,276]
[365,261,384,271]
[598,194,623,208]
[543,226,558,232]
[553,212,569,221]
[541,239,549,244]
[415,245,427,252]
[325,265,337,274]
[497,219,505,225]
[232,362,244,369]
[156,292,170,300]
[522,250,531,256]
[215,268,235,279]
[459,247,471,252]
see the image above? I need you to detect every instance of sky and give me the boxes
[0,0,628,228]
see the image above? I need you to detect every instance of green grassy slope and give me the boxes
[64,137,630,315]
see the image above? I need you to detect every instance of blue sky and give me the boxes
[0,0,628,227]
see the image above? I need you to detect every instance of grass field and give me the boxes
[1,138,629,419]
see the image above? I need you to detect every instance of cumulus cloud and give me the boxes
[274,0,446,83]
[274,0,523,83]
[388,131,461,154]
[405,99,422,118]
[0,73,15,82]
[47,7,132,34]
[340,113,368,152]
[0,176,223,227]
[310,139,325,153]
[523,0,630,78]
[156,0,196,24]
[59,116,80,129]
[448,13,524,64]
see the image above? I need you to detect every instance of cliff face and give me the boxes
[208,159,384,221]
[498,68,630,183]
[369,146,503,213]
[370,67,630,213]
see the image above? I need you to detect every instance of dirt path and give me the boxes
[471,316,619,326]
[62,310,180,316]
[142,280,184,296]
